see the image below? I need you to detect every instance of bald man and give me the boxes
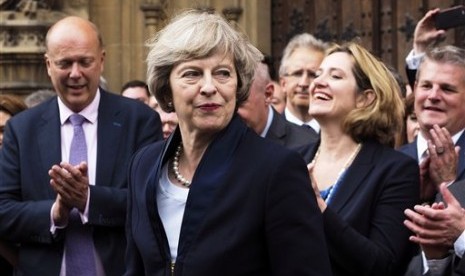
[0,16,162,275]
[238,61,318,149]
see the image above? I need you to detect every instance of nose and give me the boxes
[312,73,326,88]
[69,62,83,79]
[200,74,217,96]
[427,85,441,101]
[297,73,311,88]
[297,70,316,88]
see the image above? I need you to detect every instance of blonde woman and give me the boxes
[299,42,420,275]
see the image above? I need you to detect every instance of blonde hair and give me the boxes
[328,42,404,146]
[146,10,263,112]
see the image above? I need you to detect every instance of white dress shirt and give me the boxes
[284,107,320,133]
[49,90,105,276]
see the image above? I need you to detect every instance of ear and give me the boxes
[356,89,375,108]
[44,54,52,76]
[264,83,274,104]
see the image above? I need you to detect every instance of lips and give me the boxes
[295,91,309,97]
[67,84,86,90]
[198,103,221,111]
[423,105,444,112]
[313,91,332,101]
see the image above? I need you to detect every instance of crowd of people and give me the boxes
[0,6,464,276]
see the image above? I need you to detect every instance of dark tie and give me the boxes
[302,124,318,135]
[66,114,96,276]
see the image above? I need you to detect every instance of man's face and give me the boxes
[414,59,465,136]
[280,47,324,111]
[45,20,104,113]
[122,87,150,104]
[237,77,269,135]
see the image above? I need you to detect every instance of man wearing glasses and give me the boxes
[279,33,327,135]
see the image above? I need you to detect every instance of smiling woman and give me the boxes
[297,42,420,276]
[124,9,332,276]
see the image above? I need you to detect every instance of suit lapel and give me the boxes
[95,91,124,186]
[328,142,374,213]
[266,109,286,143]
[38,98,61,198]
[444,180,465,207]
[177,116,248,259]
[455,132,465,180]
[146,135,177,259]
[400,141,418,161]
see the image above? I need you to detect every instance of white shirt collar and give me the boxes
[284,107,305,125]
[58,89,101,125]
[260,106,274,138]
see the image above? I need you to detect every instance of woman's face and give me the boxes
[169,52,238,135]
[0,110,12,148]
[309,52,360,123]
[406,112,420,143]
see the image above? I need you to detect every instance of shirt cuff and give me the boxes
[423,250,452,275]
[79,186,91,224]
[50,202,67,235]
[454,230,465,258]
[405,49,424,70]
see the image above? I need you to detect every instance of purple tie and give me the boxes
[66,114,97,276]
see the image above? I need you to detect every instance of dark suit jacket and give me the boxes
[124,115,332,276]
[282,111,319,136]
[298,140,420,276]
[454,254,465,275]
[265,107,318,149]
[406,67,417,88]
[0,90,162,276]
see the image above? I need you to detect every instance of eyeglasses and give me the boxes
[283,69,317,80]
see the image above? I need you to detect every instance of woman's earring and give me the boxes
[167,102,174,112]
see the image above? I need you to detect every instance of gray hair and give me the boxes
[24,89,56,108]
[146,10,263,112]
[416,45,465,80]
[278,33,328,77]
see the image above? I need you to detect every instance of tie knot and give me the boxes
[69,114,86,126]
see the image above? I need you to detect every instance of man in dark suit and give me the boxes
[238,61,318,149]
[279,33,327,134]
[0,16,162,275]
[401,45,465,275]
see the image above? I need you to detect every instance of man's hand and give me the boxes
[404,183,465,259]
[413,8,446,54]
[427,125,459,187]
[49,162,89,212]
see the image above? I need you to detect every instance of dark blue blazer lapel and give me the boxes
[399,140,418,161]
[267,108,286,142]
[95,91,124,186]
[455,132,465,180]
[146,133,179,259]
[328,142,374,213]
[177,115,248,259]
[37,98,61,198]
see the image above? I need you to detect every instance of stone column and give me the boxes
[0,6,65,95]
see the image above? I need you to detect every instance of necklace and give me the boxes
[312,143,362,202]
[172,144,191,187]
